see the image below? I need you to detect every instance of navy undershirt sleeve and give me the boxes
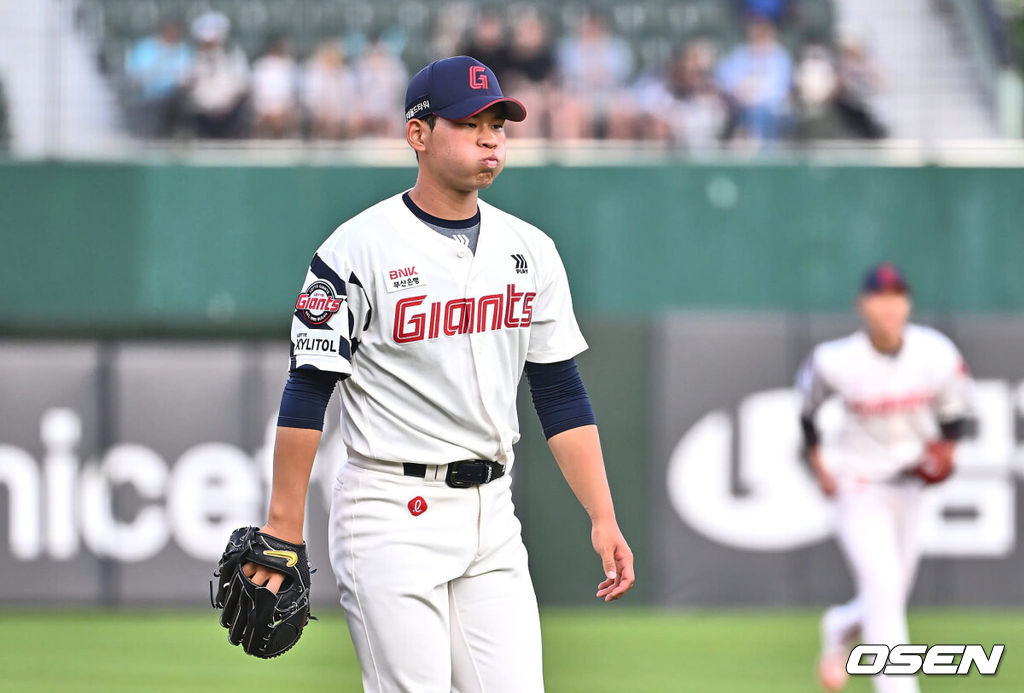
[800,415,821,449]
[277,368,342,431]
[524,358,597,439]
[940,417,968,441]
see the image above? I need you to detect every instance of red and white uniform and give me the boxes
[290,192,587,692]
[797,324,972,693]
[798,324,971,482]
[291,193,586,466]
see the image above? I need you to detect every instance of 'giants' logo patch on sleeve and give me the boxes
[383,266,425,293]
[295,280,343,325]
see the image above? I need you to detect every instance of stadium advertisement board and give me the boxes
[1,315,1022,606]
[0,341,344,606]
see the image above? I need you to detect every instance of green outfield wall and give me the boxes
[2,161,1023,335]
[2,160,1024,606]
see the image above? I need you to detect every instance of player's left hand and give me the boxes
[913,440,955,484]
[210,526,314,658]
[592,519,635,602]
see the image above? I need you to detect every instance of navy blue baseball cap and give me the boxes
[861,262,911,294]
[404,56,527,123]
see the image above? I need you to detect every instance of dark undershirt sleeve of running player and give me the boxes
[800,415,821,449]
[939,417,968,441]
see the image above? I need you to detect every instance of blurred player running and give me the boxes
[796,263,972,693]
[238,56,635,691]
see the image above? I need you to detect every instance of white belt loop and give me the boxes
[347,450,450,481]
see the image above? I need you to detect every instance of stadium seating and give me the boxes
[78,0,835,75]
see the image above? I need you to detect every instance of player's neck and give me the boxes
[408,179,479,221]
[867,330,903,356]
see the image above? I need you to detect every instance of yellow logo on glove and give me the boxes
[264,550,298,567]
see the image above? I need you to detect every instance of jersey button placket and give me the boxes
[464,229,505,462]
[467,329,500,457]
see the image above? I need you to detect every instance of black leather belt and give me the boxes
[403,460,506,488]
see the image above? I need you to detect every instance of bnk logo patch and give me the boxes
[384,266,425,293]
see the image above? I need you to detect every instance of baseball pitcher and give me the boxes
[211,56,635,692]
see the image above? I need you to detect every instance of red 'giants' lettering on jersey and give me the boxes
[394,283,535,344]
[846,391,935,416]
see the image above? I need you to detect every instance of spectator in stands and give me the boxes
[251,35,299,138]
[429,3,473,64]
[834,30,887,139]
[638,41,729,150]
[187,12,249,139]
[502,11,557,139]
[555,9,637,139]
[303,41,361,140]
[459,10,510,78]
[123,17,193,137]
[715,11,793,144]
[793,43,846,140]
[742,0,788,23]
[505,11,556,85]
[353,40,408,137]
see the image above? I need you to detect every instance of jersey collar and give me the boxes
[401,191,481,230]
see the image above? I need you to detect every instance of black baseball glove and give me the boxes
[210,526,315,658]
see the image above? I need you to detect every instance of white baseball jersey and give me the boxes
[289,192,588,466]
[796,324,971,481]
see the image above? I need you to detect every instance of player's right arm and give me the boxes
[245,247,370,593]
[246,427,323,593]
[795,348,837,496]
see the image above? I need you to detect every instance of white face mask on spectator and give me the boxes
[191,12,230,45]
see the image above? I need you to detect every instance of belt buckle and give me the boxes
[445,460,499,488]
[446,460,472,488]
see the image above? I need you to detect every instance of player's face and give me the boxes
[858,291,911,343]
[421,107,507,192]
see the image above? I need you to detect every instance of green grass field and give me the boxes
[0,608,1019,692]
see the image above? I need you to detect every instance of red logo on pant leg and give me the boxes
[408,496,427,516]
[469,66,488,90]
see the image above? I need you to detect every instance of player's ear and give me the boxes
[406,119,429,156]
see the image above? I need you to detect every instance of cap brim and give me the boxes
[435,96,527,122]
[862,284,910,295]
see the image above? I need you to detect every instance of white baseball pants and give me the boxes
[328,455,544,693]
[826,478,924,693]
